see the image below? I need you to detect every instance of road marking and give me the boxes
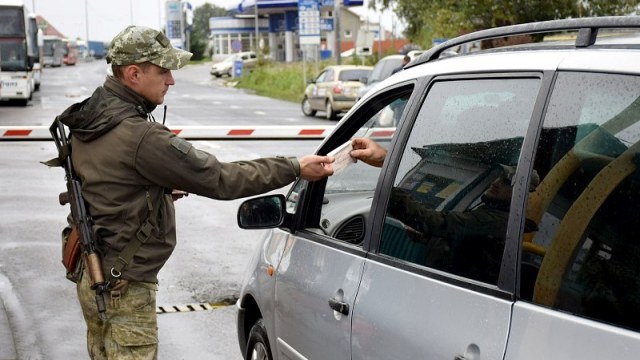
[156,301,233,314]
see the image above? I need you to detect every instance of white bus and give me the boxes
[0,0,39,105]
[43,35,63,67]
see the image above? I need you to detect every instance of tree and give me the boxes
[189,3,228,60]
[374,0,639,48]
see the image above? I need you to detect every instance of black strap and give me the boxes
[108,191,162,285]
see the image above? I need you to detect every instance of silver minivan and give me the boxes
[236,17,640,360]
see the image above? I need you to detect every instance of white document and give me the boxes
[328,141,357,175]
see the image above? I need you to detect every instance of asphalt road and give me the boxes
[0,60,327,359]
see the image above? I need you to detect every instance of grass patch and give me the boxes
[233,54,391,103]
[235,61,322,103]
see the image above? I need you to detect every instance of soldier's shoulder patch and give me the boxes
[170,137,192,154]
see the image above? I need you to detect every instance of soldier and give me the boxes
[57,25,333,359]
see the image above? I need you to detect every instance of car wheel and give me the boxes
[301,97,317,116]
[326,101,337,120]
[245,319,272,360]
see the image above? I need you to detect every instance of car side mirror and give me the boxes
[237,194,286,229]
[360,76,368,84]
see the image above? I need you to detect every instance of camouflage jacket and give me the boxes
[58,76,298,283]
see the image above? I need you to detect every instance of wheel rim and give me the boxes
[326,102,333,119]
[251,342,269,360]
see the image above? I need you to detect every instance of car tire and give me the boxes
[301,97,317,116]
[245,319,272,360]
[326,101,337,120]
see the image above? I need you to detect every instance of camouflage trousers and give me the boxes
[77,270,159,359]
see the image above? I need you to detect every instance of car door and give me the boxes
[273,86,414,359]
[352,74,545,359]
[309,68,333,109]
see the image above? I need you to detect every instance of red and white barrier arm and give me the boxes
[0,125,337,141]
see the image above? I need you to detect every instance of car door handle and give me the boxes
[328,298,349,315]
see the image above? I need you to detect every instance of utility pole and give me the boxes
[334,0,341,64]
[254,1,259,52]
[84,0,89,42]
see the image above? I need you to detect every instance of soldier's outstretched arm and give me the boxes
[298,155,335,181]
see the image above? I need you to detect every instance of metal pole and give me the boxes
[254,1,259,53]
[303,46,307,87]
[334,0,340,64]
[85,0,89,42]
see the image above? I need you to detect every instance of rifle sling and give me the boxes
[109,191,162,285]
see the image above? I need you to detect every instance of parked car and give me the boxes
[210,51,257,77]
[355,54,404,101]
[236,16,640,360]
[301,65,372,120]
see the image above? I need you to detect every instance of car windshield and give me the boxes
[339,69,370,82]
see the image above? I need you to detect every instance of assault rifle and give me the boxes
[50,119,108,321]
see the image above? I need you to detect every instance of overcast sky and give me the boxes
[28,0,398,43]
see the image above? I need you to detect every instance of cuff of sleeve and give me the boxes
[287,156,300,177]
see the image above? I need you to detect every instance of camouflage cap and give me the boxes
[106,25,192,70]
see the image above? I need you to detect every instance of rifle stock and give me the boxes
[50,119,108,321]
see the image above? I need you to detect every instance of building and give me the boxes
[209,0,404,62]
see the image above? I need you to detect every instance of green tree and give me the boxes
[189,3,228,60]
[375,0,639,47]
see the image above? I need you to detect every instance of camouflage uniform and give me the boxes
[58,26,302,359]
[78,271,158,359]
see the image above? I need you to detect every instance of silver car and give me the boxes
[236,17,640,360]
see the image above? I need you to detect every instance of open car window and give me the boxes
[286,87,413,246]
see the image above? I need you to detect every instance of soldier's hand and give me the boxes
[299,155,335,181]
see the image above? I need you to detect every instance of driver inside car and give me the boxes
[350,137,540,283]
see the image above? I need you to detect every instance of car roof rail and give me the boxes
[409,16,640,68]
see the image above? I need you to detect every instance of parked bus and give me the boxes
[0,0,38,105]
[42,34,63,67]
[27,12,41,90]
[62,38,77,65]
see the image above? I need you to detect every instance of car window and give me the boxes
[524,72,640,332]
[379,77,541,286]
[369,58,403,83]
[339,69,370,82]
[315,70,327,83]
[324,69,335,82]
[287,87,413,245]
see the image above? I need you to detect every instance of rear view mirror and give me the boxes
[237,194,286,229]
